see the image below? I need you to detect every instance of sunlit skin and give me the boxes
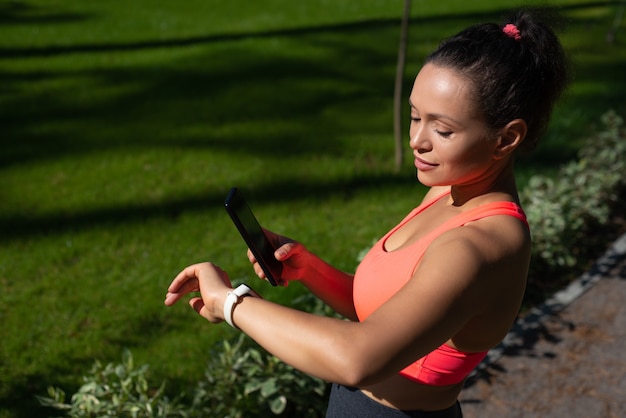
[411,65,497,187]
[165,63,531,411]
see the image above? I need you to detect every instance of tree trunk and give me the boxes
[393,0,411,172]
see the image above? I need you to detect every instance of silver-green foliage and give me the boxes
[521,111,625,268]
[191,333,327,417]
[38,335,327,418]
[37,350,185,418]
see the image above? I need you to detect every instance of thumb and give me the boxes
[189,297,205,315]
[275,241,302,261]
[190,297,224,324]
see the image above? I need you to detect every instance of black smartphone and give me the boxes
[224,187,282,286]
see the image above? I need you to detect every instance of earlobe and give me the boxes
[494,119,527,159]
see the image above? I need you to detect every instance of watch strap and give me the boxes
[223,284,260,329]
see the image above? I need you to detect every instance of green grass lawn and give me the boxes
[1,1,625,416]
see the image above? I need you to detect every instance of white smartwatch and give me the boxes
[223,284,261,329]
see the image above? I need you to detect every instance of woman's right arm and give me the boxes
[248,231,357,320]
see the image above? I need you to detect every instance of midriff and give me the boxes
[361,373,465,411]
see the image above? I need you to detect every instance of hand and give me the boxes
[248,229,310,286]
[164,262,232,323]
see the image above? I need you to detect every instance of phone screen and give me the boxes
[224,187,282,286]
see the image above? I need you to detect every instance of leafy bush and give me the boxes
[522,110,625,272]
[38,334,327,418]
[37,350,185,418]
[190,333,327,418]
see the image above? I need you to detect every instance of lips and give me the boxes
[414,155,438,171]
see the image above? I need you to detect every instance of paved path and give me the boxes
[459,234,626,418]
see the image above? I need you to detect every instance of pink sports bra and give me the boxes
[353,191,528,386]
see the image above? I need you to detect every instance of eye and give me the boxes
[435,130,453,138]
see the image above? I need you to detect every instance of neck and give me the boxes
[448,159,519,207]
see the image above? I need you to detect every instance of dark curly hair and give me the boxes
[425,9,571,152]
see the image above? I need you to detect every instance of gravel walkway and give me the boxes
[459,234,626,418]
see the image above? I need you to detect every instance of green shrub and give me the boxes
[190,334,327,418]
[39,334,327,418]
[36,350,185,418]
[522,110,625,271]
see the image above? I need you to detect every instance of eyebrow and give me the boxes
[408,99,464,127]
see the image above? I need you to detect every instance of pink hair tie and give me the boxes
[503,23,521,41]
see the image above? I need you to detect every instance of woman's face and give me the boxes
[409,63,499,187]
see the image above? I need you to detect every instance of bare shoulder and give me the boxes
[407,214,531,349]
[432,213,529,274]
[462,212,530,262]
[414,213,531,309]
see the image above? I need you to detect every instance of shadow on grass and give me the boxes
[1,2,624,227]
[0,7,546,58]
[0,173,414,242]
[0,1,93,26]
[1,1,622,57]
[3,2,625,169]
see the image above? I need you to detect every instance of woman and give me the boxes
[165,9,569,417]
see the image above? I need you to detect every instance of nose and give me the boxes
[409,123,431,152]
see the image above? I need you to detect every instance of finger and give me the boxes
[253,262,267,279]
[274,243,291,261]
[171,279,200,297]
[167,265,197,293]
[275,241,300,261]
[164,281,200,305]
[165,265,204,306]
[189,297,205,314]
[169,262,213,293]
[189,297,223,324]
[164,292,182,306]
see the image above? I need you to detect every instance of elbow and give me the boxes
[341,367,384,388]
[324,326,392,387]
[334,353,387,387]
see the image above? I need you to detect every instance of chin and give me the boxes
[416,172,443,187]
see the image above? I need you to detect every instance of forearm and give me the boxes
[230,295,368,385]
[298,251,357,320]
